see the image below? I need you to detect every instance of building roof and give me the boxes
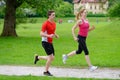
[73,0,81,3]
[73,0,107,3]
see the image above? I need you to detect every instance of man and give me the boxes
[34,10,59,76]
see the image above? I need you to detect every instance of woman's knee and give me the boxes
[76,50,82,54]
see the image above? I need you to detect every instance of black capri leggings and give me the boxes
[76,35,89,55]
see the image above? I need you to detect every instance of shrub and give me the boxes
[87,12,106,17]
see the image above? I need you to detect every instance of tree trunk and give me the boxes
[1,0,17,37]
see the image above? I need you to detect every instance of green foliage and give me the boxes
[1,0,63,18]
[108,0,120,8]
[87,12,106,17]
[16,2,37,18]
[16,18,37,25]
[64,0,73,3]
[55,2,74,17]
[34,0,63,17]
[1,0,74,18]
[108,0,120,17]
[0,6,5,18]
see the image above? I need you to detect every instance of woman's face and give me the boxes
[81,10,87,17]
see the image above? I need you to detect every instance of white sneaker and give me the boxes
[62,54,68,64]
[89,66,98,71]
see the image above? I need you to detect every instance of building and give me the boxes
[73,0,109,15]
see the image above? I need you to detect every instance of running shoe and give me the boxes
[62,54,68,64]
[34,54,39,64]
[89,66,98,71]
[43,71,53,76]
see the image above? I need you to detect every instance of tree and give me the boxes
[0,5,5,18]
[108,0,120,8]
[64,0,73,3]
[0,0,62,37]
[1,0,21,36]
[108,0,120,17]
[55,2,74,17]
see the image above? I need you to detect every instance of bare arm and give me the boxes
[89,25,95,32]
[40,31,54,38]
[54,32,59,38]
[72,20,82,41]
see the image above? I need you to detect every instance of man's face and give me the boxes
[49,12,55,19]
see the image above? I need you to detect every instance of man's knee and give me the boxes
[48,54,54,61]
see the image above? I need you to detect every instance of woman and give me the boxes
[62,8,97,71]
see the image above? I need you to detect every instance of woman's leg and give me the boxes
[62,50,76,64]
[85,55,92,67]
[67,50,76,57]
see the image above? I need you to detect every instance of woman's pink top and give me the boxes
[78,19,90,37]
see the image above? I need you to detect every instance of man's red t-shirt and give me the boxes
[41,20,56,43]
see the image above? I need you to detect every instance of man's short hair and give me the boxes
[47,10,55,18]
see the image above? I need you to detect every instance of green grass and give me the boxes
[0,17,120,68]
[0,75,116,80]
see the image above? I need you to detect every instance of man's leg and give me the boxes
[45,54,54,72]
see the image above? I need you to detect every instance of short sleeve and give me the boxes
[41,22,47,32]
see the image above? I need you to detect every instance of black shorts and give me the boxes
[42,41,54,55]
[76,35,89,55]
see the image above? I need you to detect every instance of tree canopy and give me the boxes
[108,0,120,17]
[0,0,63,37]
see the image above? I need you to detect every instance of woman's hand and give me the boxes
[73,37,78,41]
[89,25,95,32]
[91,25,95,30]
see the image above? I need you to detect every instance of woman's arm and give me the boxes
[72,20,82,41]
[89,25,95,32]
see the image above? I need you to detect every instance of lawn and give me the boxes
[0,17,120,68]
[0,75,114,80]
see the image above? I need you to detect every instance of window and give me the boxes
[90,5,92,10]
[95,5,96,10]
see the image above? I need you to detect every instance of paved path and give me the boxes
[0,65,120,79]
